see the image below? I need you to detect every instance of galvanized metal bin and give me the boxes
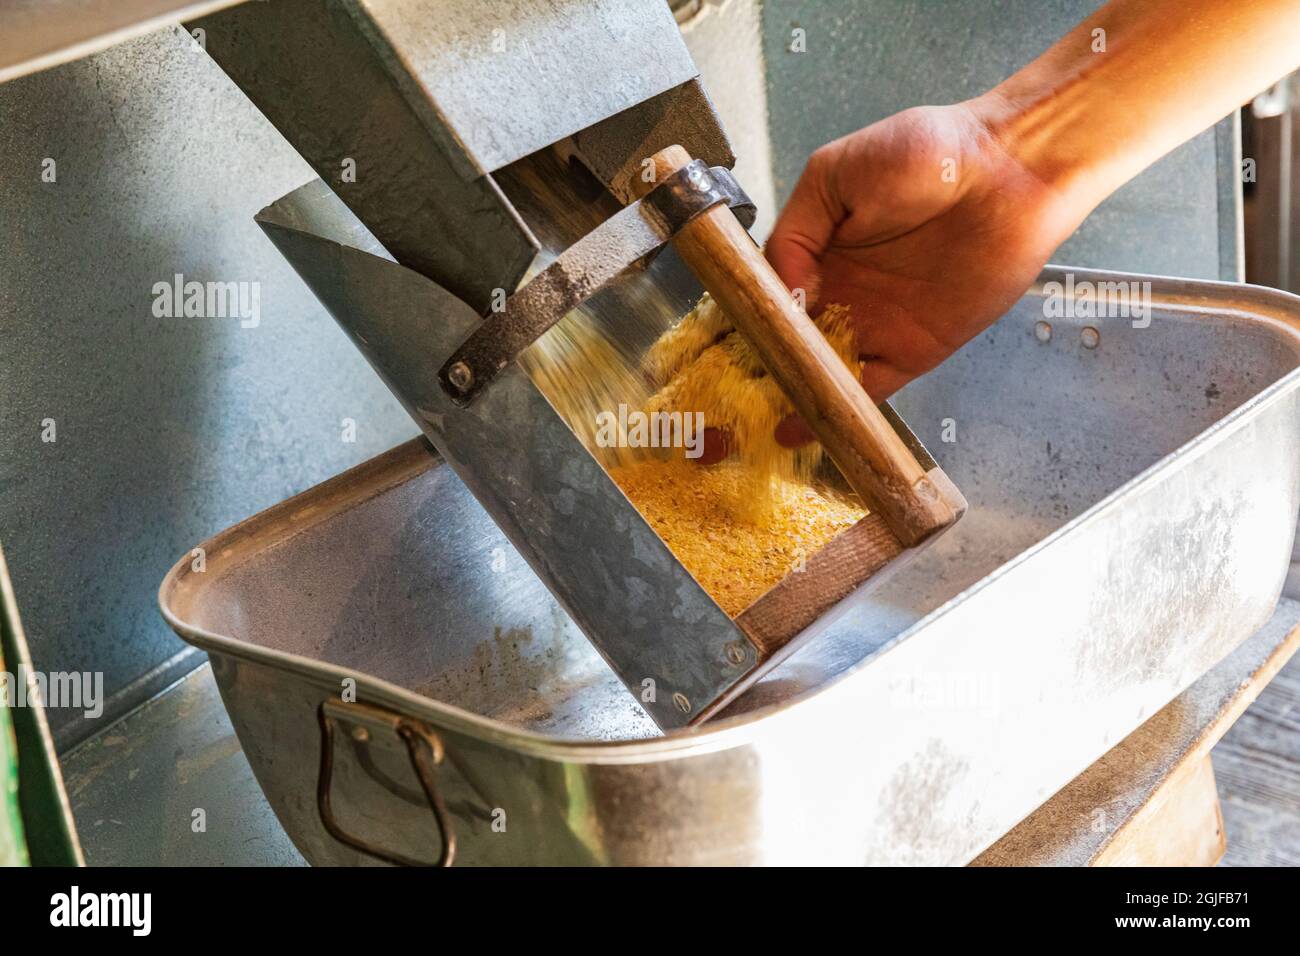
[161,270,1300,865]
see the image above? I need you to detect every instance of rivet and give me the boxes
[1081,326,1100,349]
[351,726,370,743]
[447,361,474,391]
[1034,320,1052,343]
[672,692,691,713]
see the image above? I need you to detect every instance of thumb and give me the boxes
[764,148,843,309]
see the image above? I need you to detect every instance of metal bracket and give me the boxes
[438,162,755,406]
[642,159,756,235]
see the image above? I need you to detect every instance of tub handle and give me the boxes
[316,699,457,867]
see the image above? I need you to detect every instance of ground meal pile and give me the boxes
[525,293,868,618]
[610,457,864,616]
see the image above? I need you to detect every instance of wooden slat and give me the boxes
[1216,656,1300,866]
[735,512,900,657]
[1093,755,1225,867]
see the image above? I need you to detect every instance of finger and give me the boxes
[858,358,914,403]
[774,413,814,449]
[765,150,843,307]
[771,360,915,451]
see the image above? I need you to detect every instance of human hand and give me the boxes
[657,0,1300,459]
[763,97,1082,446]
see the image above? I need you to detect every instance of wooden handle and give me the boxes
[634,146,955,546]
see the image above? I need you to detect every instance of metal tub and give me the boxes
[160,269,1300,865]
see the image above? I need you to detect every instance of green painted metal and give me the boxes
[0,543,82,866]
[0,640,27,866]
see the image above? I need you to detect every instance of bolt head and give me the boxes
[448,361,474,391]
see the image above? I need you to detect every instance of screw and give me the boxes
[1034,320,1052,343]
[672,692,691,714]
[351,725,370,743]
[725,641,747,665]
[1081,326,1100,349]
[447,361,474,392]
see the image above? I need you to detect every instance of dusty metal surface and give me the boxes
[189,0,537,313]
[0,28,418,747]
[673,4,775,240]
[190,0,732,314]
[0,0,246,83]
[571,79,737,206]
[349,0,698,177]
[161,268,1300,863]
[62,663,304,866]
[974,597,1300,866]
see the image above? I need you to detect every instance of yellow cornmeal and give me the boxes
[524,292,868,615]
[521,309,651,470]
[642,293,862,503]
[610,457,866,616]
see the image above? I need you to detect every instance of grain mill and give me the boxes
[191,0,966,729]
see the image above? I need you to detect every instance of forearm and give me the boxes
[976,0,1300,214]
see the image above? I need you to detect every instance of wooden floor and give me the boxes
[1217,654,1300,866]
